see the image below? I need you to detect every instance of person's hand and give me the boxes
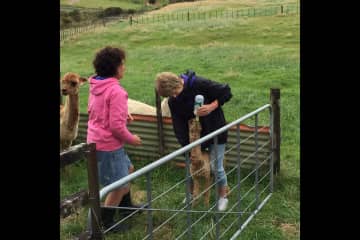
[196,100,218,116]
[131,135,142,146]
[127,113,134,124]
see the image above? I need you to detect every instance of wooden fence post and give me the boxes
[86,143,103,239]
[270,89,281,175]
[155,89,165,156]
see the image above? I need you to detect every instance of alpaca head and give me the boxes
[61,72,87,96]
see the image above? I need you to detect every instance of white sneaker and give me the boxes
[182,194,193,204]
[218,197,228,211]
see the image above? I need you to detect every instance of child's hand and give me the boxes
[127,113,134,124]
[131,135,142,146]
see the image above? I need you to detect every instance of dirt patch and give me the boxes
[279,223,299,237]
[153,224,174,240]
[131,190,147,204]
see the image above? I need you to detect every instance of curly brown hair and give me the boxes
[93,46,126,78]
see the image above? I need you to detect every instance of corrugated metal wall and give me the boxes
[75,113,271,169]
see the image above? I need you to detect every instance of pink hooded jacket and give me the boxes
[87,77,135,151]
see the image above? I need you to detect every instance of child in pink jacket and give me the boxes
[87,46,142,232]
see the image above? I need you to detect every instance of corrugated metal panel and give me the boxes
[74,113,271,168]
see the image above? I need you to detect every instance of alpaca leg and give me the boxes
[192,178,200,208]
[66,140,73,149]
[60,140,73,177]
[60,140,72,152]
[204,175,211,207]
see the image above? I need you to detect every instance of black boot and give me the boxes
[101,207,130,233]
[118,191,148,216]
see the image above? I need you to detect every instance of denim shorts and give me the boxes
[96,147,132,188]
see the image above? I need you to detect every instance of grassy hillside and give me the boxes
[60,1,299,239]
[148,0,298,13]
[60,0,168,10]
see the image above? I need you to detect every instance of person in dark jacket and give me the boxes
[155,70,232,211]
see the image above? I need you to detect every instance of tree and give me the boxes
[69,9,81,22]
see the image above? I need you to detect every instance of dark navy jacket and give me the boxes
[168,71,232,150]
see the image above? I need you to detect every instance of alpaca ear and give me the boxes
[79,77,87,85]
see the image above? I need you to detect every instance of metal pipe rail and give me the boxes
[99,104,270,200]
[86,103,273,239]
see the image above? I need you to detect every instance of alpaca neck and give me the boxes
[63,94,79,131]
[191,144,202,157]
[190,132,203,160]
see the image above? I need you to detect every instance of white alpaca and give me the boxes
[127,98,171,117]
[160,97,171,117]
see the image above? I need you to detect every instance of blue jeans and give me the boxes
[209,144,228,188]
[96,147,132,188]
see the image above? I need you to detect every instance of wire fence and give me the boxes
[60,3,299,43]
[60,16,127,43]
[85,103,276,239]
[131,2,299,25]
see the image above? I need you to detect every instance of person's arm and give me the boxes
[127,112,134,124]
[195,77,232,116]
[169,101,189,147]
[109,89,141,146]
[196,99,219,116]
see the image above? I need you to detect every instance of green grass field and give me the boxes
[60,1,299,239]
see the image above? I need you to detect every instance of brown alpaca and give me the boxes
[60,72,87,151]
[188,118,212,207]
